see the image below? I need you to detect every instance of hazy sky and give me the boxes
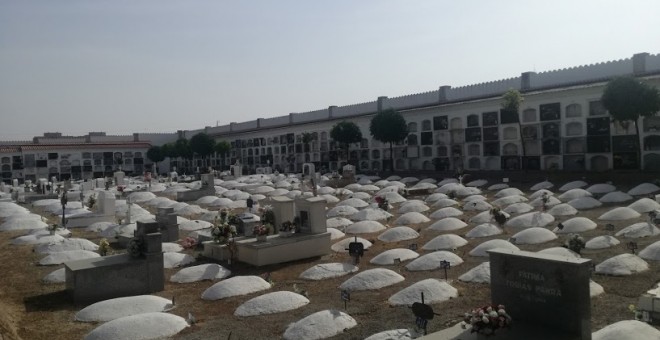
[1,1,659,140]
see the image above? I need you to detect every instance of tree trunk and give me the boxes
[518,120,527,172]
[389,142,394,173]
[635,119,642,171]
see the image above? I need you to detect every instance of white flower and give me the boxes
[482,316,489,323]
[489,311,498,318]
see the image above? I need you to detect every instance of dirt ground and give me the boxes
[1,176,660,340]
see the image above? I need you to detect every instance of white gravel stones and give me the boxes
[494,187,524,198]
[126,191,156,203]
[170,263,231,283]
[351,208,392,222]
[465,223,502,238]
[207,198,234,208]
[547,203,579,216]
[510,227,557,245]
[163,252,195,269]
[377,227,419,243]
[463,200,493,212]
[283,310,357,340]
[299,263,359,280]
[34,238,99,254]
[370,248,419,265]
[405,251,464,271]
[411,182,437,190]
[427,218,468,232]
[558,189,592,202]
[585,236,620,249]
[11,233,65,245]
[638,240,660,260]
[327,205,359,218]
[488,183,509,190]
[530,181,554,191]
[398,202,430,214]
[364,329,417,340]
[201,275,271,300]
[339,268,404,291]
[615,222,660,238]
[431,198,459,208]
[455,186,482,197]
[75,295,174,322]
[458,262,490,283]
[586,183,616,194]
[627,183,660,196]
[235,291,309,316]
[492,195,528,207]
[469,239,520,257]
[599,191,633,203]
[598,207,641,221]
[337,198,369,209]
[554,217,597,233]
[425,193,449,203]
[592,320,660,340]
[590,280,605,297]
[530,196,561,208]
[331,237,372,253]
[326,228,346,240]
[469,210,508,224]
[559,180,588,191]
[627,198,660,213]
[326,217,353,229]
[345,221,387,234]
[39,250,100,265]
[83,312,187,340]
[179,220,213,231]
[538,247,580,258]
[429,207,463,219]
[381,192,407,204]
[505,212,554,229]
[388,279,457,306]
[502,203,534,215]
[568,197,603,210]
[43,268,65,283]
[395,212,430,225]
[595,254,649,276]
[466,179,488,187]
[422,234,468,251]
[0,217,48,231]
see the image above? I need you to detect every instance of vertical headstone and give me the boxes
[270,196,295,230]
[295,197,328,234]
[155,207,179,242]
[114,171,126,186]
[97,191,116,216]
[488,249,592,340]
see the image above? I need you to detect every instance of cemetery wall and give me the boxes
[231,120,259,131]
[383,90,440,110]
[291,109,329,123]
[647,53,660,72]
[332,101,378,118]
[260,115,291,128]
[88,135,134,143]
[446,77,521,101]
[206,125,231,134]
[136,132,179,145]
[531,58,632,88]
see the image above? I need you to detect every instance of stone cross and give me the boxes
[126,196,133,224]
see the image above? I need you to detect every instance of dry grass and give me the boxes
[1,180,660,340]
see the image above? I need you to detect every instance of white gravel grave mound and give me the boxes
[86,222,117,233]
[43,268,65,283]
[598,207,641,221]
[592,320,660,340]
[436,178,457,186]
[510,228,557,245]
[170,263,231,283]
[627,183,660,196]
[337,198,369,209]
[538,247,580,258]
[179,220,213,231]
[487,183,508,190]
[75,295,174,322]
[422,234,468,251]
[559,180,588,192]
[327,205,359,218]
[590,280,605,297]
[431,198,459,208]
[469,240,519,257]
[370,248,419,265]
[411,182,437,190]
[463,200,493,212]
[235,291,309,316]
[163,252,195,269]
[83,312,187,340]
[382,192,407,204]
[554,217,597,233]
[405,251,464,271]
[586,183,616,194]
[11,233,65,245]
[614,222,660,238]
[428,218,467,232]
[466,179,488,187]
[350,192,372,200]
[398,202,430,214]
[317,186,336,195]
[331,237,372,253]
[547,203,578,216]
[326,228,346,240]
[436,183,463,194]
[0,218,48,231]
[378,227,419,243]
[530,189,555,200]
[530,196,562,208]
[494,187,524,198]
[327,217,353,229]
[586,236,620,249]
[126,191,156,203]
[32,199,60,207]
[283,309,357,340]
[530,181,554,191]
[567,197,602,210]
[492,195,528,207]
[339,268,404,291]
[429,207,463,219]
[463,194,488,202]
[595,254,649,276]
[35,238,99,254]
[388,279,457,306]
[599,191,633,203]
[639,239,660,260]
[506,212,554,229]
[465,223,503,238]
[28,227,71,237]
[558,188,592,202]
[628,198,660,213]
[39,250,100,265]
[469,210,510,224]
[503,203,534,215]
[320,194,340,204]
[299,263,359,280]
[455,186,482,197]
[201,275,271,300]
[458,262,490,283]
[351,208,392,222]
[395,212,430,225]
[364,329,417,340]
[346,221,386,234]
[425,193,449,203]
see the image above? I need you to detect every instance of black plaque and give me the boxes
[540,103,561,121]
[542,123,560,139]
[482,111,499,126]
[465,127,482,142]
[542,139,561,155]
[421,132,433,145]
[500,109,519,124]
[613,152,638,170]
[612,135,638,153]
[467,115,480,127]
[587,117,611,136]
[483,127,499,141]
[484,142,500,156]
[586,136,610,153]
[433,116,448,130]
[501,156,521,170]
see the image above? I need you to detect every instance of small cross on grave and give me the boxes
[411,292,439,336]
[627,241,638,255]
[341,289,350,310]
[408,243,418,251]
[439,260,451,281]
[393,258,401,266]
[346,236,366,265]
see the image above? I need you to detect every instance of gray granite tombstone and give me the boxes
[487,249,592,340]
[155,207,179,242]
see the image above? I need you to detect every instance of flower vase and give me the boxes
[257,234,268,242]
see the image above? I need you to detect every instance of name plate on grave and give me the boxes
[488,249,592,340]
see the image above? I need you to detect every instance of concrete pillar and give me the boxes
[521,72,535,91]
[229,122,235,132]
[328,106,337,118]
[439,85,451,102]
[257,118,263,128]
[377,96,388,112]
[633,52,649,75]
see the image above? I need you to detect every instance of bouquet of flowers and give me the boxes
[180,236,198,250]
[280,220,296,232]
[260,205,275,226]
[211,220,237,244]
[127,238,144,258]
[462,304,511,336]
[564,234,585,254]
[98,238,110,256]
[253,224,270,236]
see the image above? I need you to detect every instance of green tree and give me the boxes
[330,121,363,163]
[146,146,164,174]
[190,133,216,170]
[174,138,192,173]
[301,132,314,153]
[601,77,660,169]
[501,89,526,169]
[214,140,232,169]
[369,109,408,171]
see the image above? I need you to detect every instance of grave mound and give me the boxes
[83,312,187,340]
[538,247,580,258]
[627,198,660,213]
[39,250,100,265]
[405,251,464,271]
[364,329,417,340]
[35,238,99,254]
[395,212,430,225]
[388,279,457,306]
[463,200,493,212]
[592,320,660,340]
[370,248,419,265]
[598,207,641,221]
[568,197,603,210]
[492,195,528,207]
[638,240,660,261]
[345,221,386,234]
[422,234,468,250]
[431,198,459,208]
[559,180,588,192]
[506,212,554,229]
[170,263,231,283]
[465,223,502,238]
[558,188,592,202]
[11,233,65,245]
[201,276,271,300]
[494,187,524,198]
[510,227,557,245]
[595,253,649,276]
[299,263,359,280]
[554,217,597,233]
[599,191,633,203]
[427,218,467,232]
[339,268,404,291]
[425,193,449,203]
[331,237,372,253]
[530,181,554,191]
[469,239,519,257]
[590,280,605,297]
[502,203,534,215]
[43,268,65,283]
[429,207,463,219]
[627,183,660,196]
[548,203,579,216]
[234,291,309,316]
[586,236,620,249]
[283,310,357,340]
[75,295,174,322]
[163,252,195,269]
[377,227,419,243]
[458,262,490,283]
[586,183,616,194]
[326,228,346,240]
[326,217,353,229]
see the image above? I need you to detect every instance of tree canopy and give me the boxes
[369,109,408,145]
[601,76,660,122]
[190,133,215,159]
[501,89,524,112]
[146,146,164,164]
[214,140,231,156]
[175,138,192,160]
[330,121,363,148]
